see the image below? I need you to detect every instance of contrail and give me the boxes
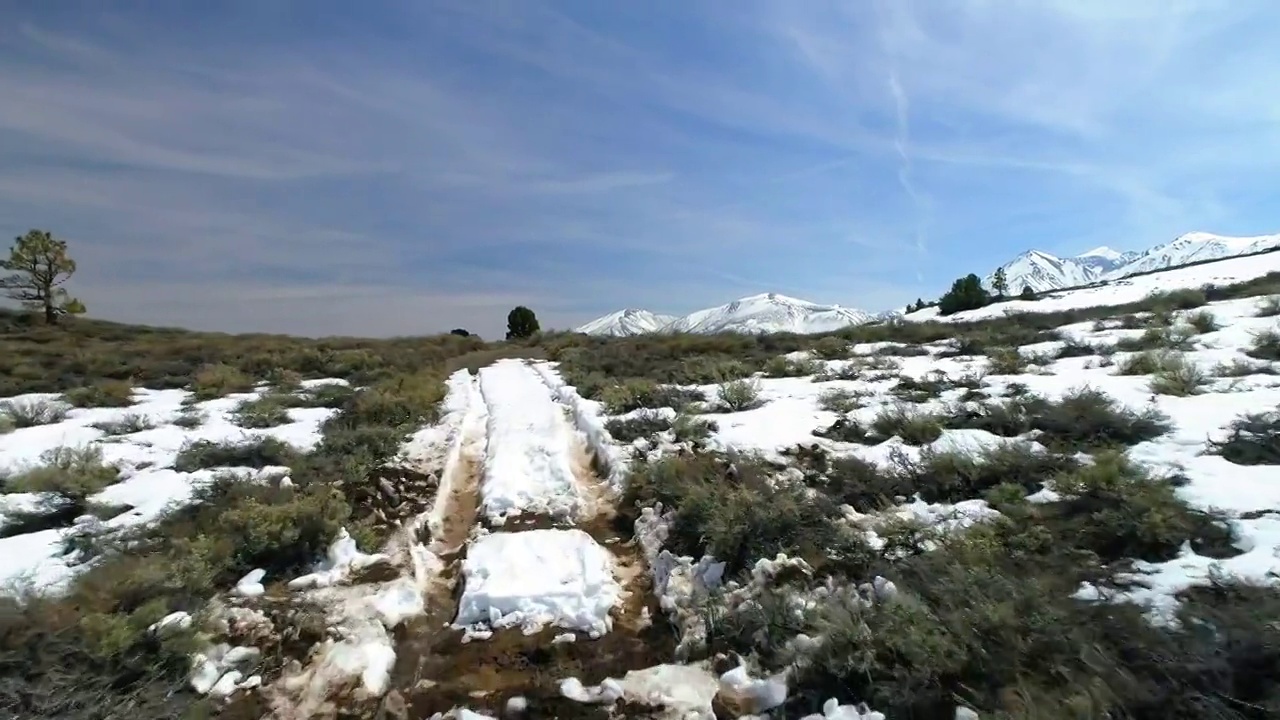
[888,69,927,283]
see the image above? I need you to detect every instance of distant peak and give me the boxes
[1076,246,1124,261]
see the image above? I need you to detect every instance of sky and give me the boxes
[1,0,1279,338]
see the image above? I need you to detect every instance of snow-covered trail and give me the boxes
[385,360,672,718]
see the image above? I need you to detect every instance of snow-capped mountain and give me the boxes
[986,231,1280,294]
[575,293,877,337]
[1114,231,1280,277]
[573,309,678,337]
[985,246,1137,295]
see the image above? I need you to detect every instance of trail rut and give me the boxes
[386,360,674,718]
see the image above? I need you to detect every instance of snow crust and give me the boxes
[476,360,583,523]
[453,528,621,638]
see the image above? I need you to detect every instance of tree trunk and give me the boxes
[44,298,58,325]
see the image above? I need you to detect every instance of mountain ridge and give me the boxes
[575,292,885,337]
[987,231,1280,294]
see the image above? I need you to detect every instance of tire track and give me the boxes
[395,360,674,718]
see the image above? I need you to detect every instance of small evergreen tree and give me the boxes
[912,298,925,313]
[937,274,991,316]
[1019,284,1036,300]
[991,267,1009,298]
[0,230,85,325]
[505,306,540,340]
[450,328,471,337]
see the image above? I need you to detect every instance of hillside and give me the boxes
[3,265,1280,719]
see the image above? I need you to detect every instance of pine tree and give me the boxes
[992,267,1009,298]
[0,230,85,325]
[505,306,540,340]
[937,274,991,316]
[1019,284,1036,300]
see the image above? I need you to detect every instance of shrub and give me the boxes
[0,398,69,428]
[811,337,851,360]
[4,445,119,500]
[985,347,1026,374]
[809,453,902,511]
[937,274,991,316]
[716,378,763,412]
[889,372,960,403]
[1054,337,1099,359]
[622,452,862,573]
[1247,328,1280,360]
[1214,358,1278,377]
[1148,354,1209,396]
[1184,309,1220,334]
[297,382,355,409]
[62,380,135,408]
[896,442,1079,504]
[266,367,303,391]
[1116,324,1197,352]
[188,363,253,400]
[1255,295,1280,317]
[1045,452,1235,563]
[1114,350,1165,376]
[90,413,155,436]
[671,414,717,444]
[172,437,299,472]
[170,407,205,429]
[947,388,1171,452]
[604,411,673,444]
[763,355,822,378]
[233,395,293,429]
[1029,387,1171,452]
[1207,409,1280,465]
[1146,287,1207,310]
[869,404,943,446]
[599,379,705,414]
[818,388,867,413]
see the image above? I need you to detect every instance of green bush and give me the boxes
[1148,354,1209,396]
[671,414,717,444]
[869,404,943,446]
[937,274,992,316]
[762,355,822,378]
[1207,408,1280,465]
[4,445,119,501]
[172,437,299,472]
[818,388,866,413]
[0,398,69,428]
[1184,309,1220,334]
[62,380,135,408]
[604,411,673,443]
[233,394,293,428]
[188,363,254,400]
[623,453,865,574]
[1255,295,1280,317]
[90,413,155,436]
[1247,328,1280,360]
[946,388,1171,452]
[716,378,763,412]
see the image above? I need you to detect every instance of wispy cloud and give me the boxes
[0,1,1277,335]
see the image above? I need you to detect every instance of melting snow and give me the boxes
[453,528,621,638]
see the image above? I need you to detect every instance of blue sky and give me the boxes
[2,1,1279,337]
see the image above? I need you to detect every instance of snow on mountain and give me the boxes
[987,232,1280,294]
[1108,231,1280,278]
[574,309,678,337]
[576,293,876,337]
[984,249,1126,295]
[666,293,875,335]
[908,242,1280,323]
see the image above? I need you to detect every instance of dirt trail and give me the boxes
[387,361,675,719]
